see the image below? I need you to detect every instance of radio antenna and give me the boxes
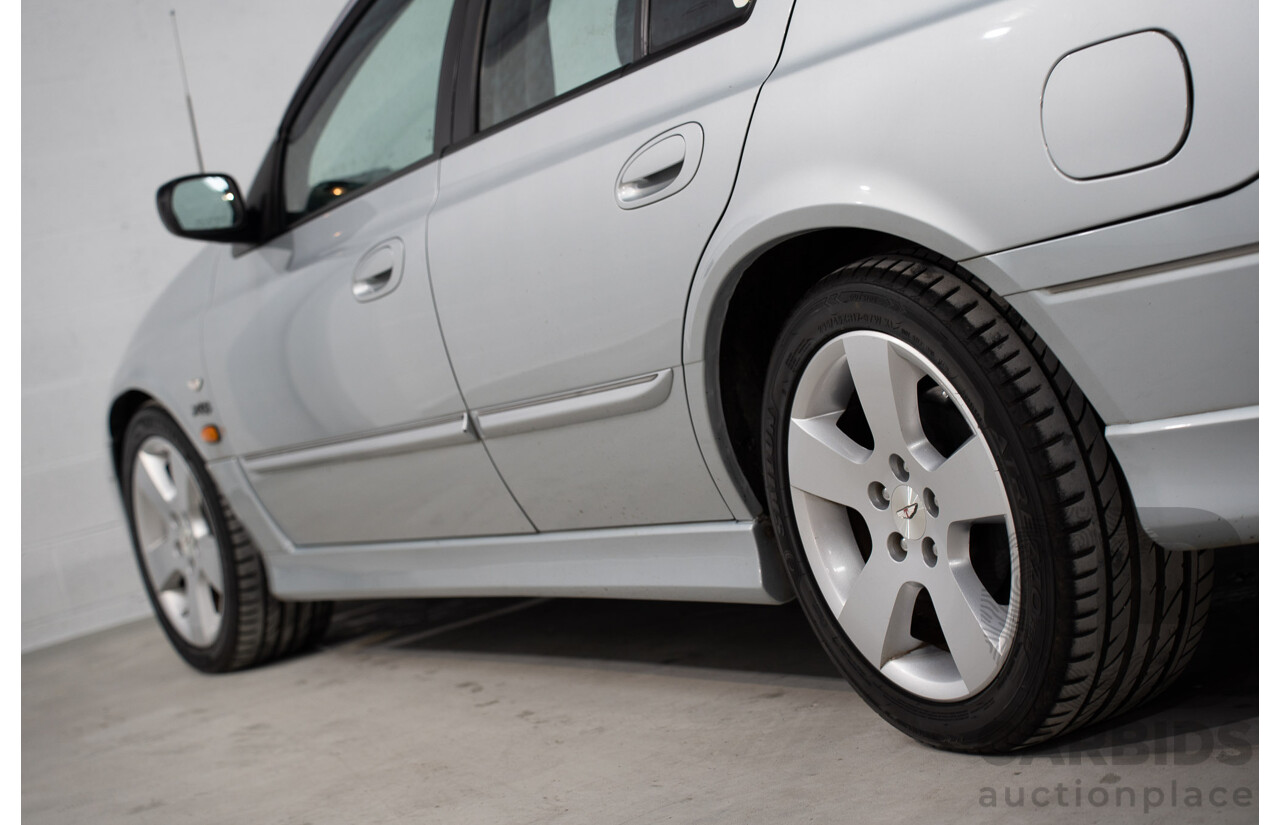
[169,10,206,172]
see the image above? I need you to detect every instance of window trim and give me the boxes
[444,0,755,153]
[238,0,470,252]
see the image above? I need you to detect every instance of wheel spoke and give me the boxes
[187,578,219,647]
[929,436,1008,525]
[133,435,225,649]
[142,536,182,592]
[842,335,924,459]
[135,452,176,517]
[166,454,197,519]
[837,552,920,669]
[788,413,872,509]
[192,532,224,594]
[928,563,1004,692]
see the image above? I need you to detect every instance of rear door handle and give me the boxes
[352,238,405,302]
[615,122,704,209]
[617,136,685,202]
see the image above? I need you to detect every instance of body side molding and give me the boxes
[242,413,475,473]
[475,369,674,439]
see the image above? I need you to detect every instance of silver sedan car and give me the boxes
[110,0,1258,752]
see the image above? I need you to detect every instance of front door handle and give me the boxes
[352,238,405,302]
[615,122,705,210]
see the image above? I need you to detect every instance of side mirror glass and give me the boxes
[156,174,251,241]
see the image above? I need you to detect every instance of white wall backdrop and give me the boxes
[22,0,349,650]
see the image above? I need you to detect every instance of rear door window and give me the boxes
[648,0,751,52]
[479,0,639,130]
[476,0,753,132]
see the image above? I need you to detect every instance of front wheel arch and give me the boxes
[119,402,332,672]
[109,389,160,482]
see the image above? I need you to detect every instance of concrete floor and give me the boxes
[24,552,1258,824]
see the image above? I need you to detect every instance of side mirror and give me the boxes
[156,173,255,242]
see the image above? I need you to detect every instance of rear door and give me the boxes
[203,0,533,545]
[428,0,794,531]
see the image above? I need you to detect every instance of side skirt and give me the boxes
[206,458,793,605]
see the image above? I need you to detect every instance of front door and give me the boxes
[203,0,532,545]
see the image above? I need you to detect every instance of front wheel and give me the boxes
[761,254,1212,752]
[121,405,332,672]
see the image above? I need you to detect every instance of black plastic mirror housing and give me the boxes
[156,173,257,243]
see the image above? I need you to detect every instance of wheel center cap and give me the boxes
[173,516,195,556]
[890,484,926,540]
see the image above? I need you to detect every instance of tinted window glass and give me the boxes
[479,0,638,130]
[283,0,452,220]
[649,0,750,52]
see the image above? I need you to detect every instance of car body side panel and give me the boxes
[962,180,1259,297]
[473,366,731,531]
[682,0,1258,534]
[687,0,1257,366]
[109,246,232,466]
[766,0,1255,250]
[1106,407,1257,551]
[990,189,1259,550]
[1004,243,1258,426]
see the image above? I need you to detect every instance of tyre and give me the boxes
[761,253,1212,752]
[121,405,332,672]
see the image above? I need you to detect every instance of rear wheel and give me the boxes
[122,405,332,672]
[761,254,1212,751]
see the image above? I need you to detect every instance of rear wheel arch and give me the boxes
[707,228,959,513]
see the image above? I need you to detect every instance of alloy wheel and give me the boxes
[786,330,1019,701]
[130,435,226,647]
